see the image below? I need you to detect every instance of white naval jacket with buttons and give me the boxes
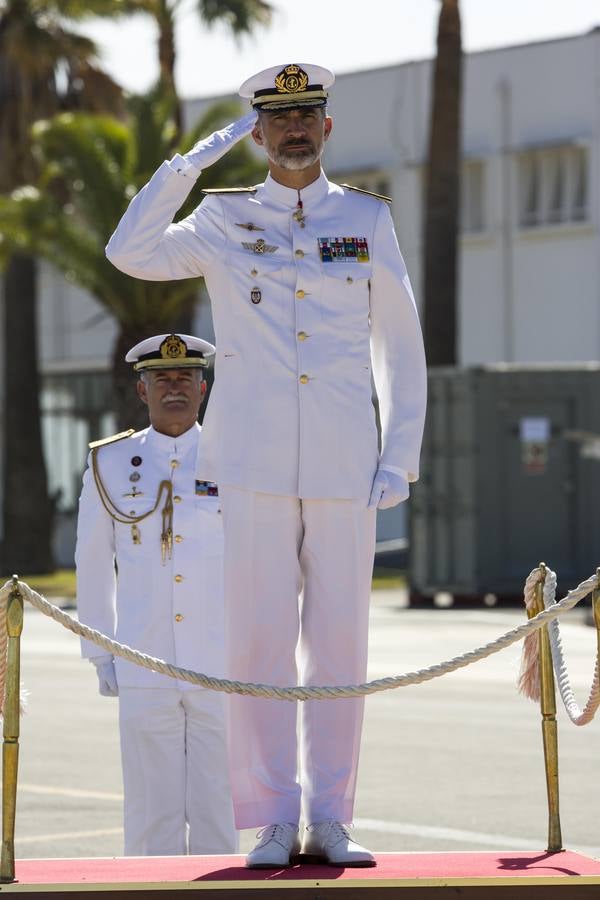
[76,423,225,689]
[106,165,427,501]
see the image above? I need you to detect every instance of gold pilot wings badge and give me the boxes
[242,238,279,254]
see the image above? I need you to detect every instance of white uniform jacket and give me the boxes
[76,424,225,689]
[106,164,427,500]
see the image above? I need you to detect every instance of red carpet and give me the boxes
[4,851,600,897]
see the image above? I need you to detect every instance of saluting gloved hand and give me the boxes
[183,111,258,173]
[90,656,118,697]
[368,467,410,510]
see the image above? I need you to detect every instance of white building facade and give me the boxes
[22,29,600,559]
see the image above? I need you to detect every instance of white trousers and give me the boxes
[220,487,377,829]
[118,687,238,855]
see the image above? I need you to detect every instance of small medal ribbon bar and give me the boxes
[318,237,370,262]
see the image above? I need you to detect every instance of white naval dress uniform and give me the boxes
[76,423,237,854]
[106,161,427,829]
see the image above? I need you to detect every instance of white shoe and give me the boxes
[245,823,300,869]
[302,821,376,867]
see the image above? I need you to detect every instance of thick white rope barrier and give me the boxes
[520,566,600,726]
[0,573,598,704]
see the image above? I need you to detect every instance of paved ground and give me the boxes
[10,588,600,860]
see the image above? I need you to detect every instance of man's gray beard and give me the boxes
[264,138,324,171]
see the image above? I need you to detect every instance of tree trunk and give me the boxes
[1,254,55,574]
[157,3,182,141]
[423,0,462,366]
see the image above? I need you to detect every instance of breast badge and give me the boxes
[318,237,369,262]
[235,222,265,232]
[251,287,262,305]
[123,485,144,498]
[242,238,278,254]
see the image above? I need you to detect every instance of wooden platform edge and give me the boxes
[2,874,600,893]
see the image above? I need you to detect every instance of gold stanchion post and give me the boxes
[0,576,23,883]
[526,562,562,852]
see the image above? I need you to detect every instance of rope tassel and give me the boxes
[518,567,545,701]
[518,564,600,726]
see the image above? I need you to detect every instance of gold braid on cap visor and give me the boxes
[133,357,208,371]
[252,90,327,109]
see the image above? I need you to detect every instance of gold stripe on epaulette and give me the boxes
[89,428,135,449]
[341,184,392,203]
[201,186,257,195]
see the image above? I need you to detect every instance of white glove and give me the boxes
[183,111,257,173]
[90,656,118,697]
[368,467,410,510]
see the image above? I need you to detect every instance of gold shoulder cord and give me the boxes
[91,448,174,563]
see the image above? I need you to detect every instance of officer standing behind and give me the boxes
[76,333,237,857]
[105,64,427,868]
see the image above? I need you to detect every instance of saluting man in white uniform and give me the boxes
[76,333,237,857]
[105,63,427,868]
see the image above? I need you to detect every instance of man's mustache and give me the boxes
[282,139,313,149]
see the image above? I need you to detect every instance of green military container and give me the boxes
[409,365,600,602]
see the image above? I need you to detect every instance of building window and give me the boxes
[461,160,485,233]
[41,372,116,512]
[518,145,589,228]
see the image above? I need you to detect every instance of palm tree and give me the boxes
[422,0,462,365]
[116,0,272,138]
[0,0,125,575]
[0,95,266,430]
[0,0,273,573]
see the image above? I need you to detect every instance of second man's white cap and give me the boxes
[125,333,215,372]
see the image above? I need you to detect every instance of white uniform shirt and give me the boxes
[106,165,427,501]
[76,423,224,689]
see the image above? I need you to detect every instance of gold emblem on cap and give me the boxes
[160,334,187,360]
[275,64,309,94]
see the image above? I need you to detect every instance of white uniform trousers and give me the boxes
[118,687,238,855]
[220,487,377,829]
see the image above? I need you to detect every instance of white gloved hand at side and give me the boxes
[90,656,118,697]
[183,111,258,172]
[368,468,410,510]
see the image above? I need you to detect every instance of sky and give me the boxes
[81,0,600,100]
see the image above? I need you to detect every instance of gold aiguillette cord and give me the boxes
[92,448,174,564]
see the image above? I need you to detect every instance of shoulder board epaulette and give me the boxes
[89,428,135,450]
[341,184,392,204]
[201,186,257,195]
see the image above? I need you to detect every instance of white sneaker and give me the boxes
[302,820,376,867]
[245,823,300,869]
